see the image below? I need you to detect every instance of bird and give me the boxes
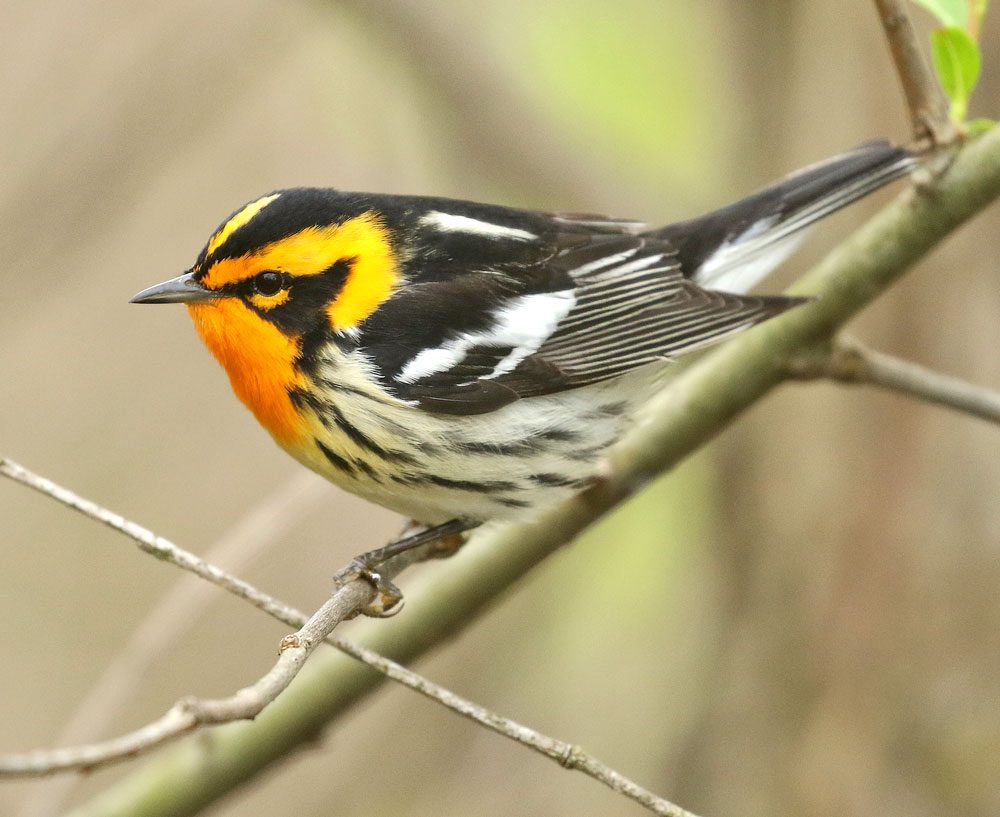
[132,140,914,611]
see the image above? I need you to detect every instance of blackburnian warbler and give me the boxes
[132,140,913,608]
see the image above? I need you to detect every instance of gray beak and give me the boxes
[130,272,218,304]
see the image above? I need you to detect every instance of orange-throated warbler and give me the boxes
[132,140,914,612]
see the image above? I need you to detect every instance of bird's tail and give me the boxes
[650,140,916,293]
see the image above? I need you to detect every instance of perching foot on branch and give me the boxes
[333,517,479,617]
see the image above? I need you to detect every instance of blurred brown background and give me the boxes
[1,1,998,816]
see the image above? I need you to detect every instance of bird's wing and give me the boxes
[362,234,801,415]
[356,140,913,415]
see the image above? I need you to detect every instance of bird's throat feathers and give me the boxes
[187,300,304,444]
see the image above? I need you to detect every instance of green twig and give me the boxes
[874,0,957,143]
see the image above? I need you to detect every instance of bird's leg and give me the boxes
[334,517,479,617]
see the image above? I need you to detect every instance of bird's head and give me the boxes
[131,189,400,443]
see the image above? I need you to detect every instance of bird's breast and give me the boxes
[186,300,307,444]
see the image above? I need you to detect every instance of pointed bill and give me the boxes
[130,272,217,304]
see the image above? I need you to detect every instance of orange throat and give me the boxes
[187,300,306,445]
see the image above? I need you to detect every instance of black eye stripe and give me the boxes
[235,258,354,349]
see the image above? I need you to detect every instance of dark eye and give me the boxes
[253,271,286,297]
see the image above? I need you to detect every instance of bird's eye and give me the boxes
[252,271,286,297]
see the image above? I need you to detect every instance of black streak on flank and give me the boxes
[316,377,400,409]
[566,443,613,462]
[389,472,519,494]
[352,458,383,482]
[454,438,542,456]
[495,496,531,508]
[290,388,414,464]
[539,427,578,442]
[530,472,586,488]
[316,440,355,475]
[289,387,324,416]
[329,404,417,465]
[427,475,518,493]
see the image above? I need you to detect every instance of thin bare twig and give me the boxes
[3,584,354,771]
[15,472,327,817]
[0,521,371,774]
[0,459,312,624]
[873,0,957,145]
[0,460,692,817]
[0,459,414,775]
[789,337,1000,424]
[335,638,698,817]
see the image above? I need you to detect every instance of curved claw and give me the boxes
[370,592,406,618]
[333,562,405,618]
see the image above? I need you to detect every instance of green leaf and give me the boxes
[931,26,982,122]
[966,117,996,136]
[911,0,971,28]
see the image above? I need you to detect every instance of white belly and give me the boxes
[282,364,657,524]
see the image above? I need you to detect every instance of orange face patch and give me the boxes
[199,212,399,333]
[186,299,305,444]
[185,209,400,444]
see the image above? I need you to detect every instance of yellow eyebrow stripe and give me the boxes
[206,193,281,257]
[202,211,400,332]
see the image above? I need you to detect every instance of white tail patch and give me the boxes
[694,231,806,293]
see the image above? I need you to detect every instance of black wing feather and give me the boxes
[499,241,801,393]
[362,232,802,415]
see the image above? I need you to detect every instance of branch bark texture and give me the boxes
[14,474,326,817]
[62,126,1000,817]
[791,337,1000,424]
[873,0,956,144]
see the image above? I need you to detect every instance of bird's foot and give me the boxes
[333,518,479,618]
[332,560,405,618]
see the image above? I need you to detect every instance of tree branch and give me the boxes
[14,473,327,817]
[0,460,327,628]
[56,125,1000,817]
[873,0,957,145]
[789,337,1000,424]
[0,581,364,776]
[316,639,698,817]
[0,458,407,775]
[0,460,693,817]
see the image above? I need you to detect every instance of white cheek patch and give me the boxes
[397,291,575,384]
[418,211,538,241]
